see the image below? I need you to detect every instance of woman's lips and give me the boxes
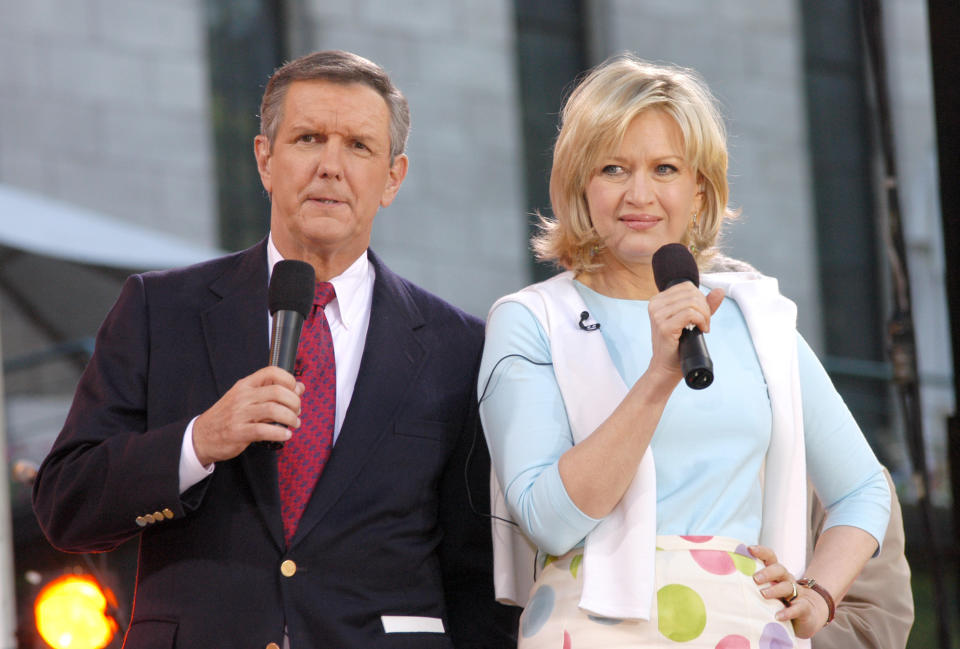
[620,215,661,230]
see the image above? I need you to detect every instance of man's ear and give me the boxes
[380,154,409,208]
[254,134,273,195]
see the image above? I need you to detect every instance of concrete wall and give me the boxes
[0,0,218,492]
[288,0,530,318]
[0,0,217,245]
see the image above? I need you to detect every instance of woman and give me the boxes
[479,54,890,648]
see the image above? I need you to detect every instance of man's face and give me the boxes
[254,80,407,272]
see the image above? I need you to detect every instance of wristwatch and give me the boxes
[797,577,835,625]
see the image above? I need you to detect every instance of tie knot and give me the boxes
[314,282,336,308]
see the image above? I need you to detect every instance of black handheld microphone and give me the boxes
[652,243,714,389]
[263,259,316,449]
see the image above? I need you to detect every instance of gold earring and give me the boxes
[688,214,699,255]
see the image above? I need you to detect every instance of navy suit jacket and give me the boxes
[33,240,518,648]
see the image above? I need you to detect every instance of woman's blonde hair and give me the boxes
[533,54,736,272]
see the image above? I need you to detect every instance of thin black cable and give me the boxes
[478,353,554,406]
[465,353,553,525]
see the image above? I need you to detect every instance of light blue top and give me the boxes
[479,280,890,557]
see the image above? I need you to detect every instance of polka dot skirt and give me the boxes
[518,535,797,649]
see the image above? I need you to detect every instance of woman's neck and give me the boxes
[575,260,658,300]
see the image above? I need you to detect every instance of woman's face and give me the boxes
[585,110,702,271]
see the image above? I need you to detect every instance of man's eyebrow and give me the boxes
[285,122,382,143]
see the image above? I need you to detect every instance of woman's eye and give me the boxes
[601,165,623,175]
[655,164,678,175]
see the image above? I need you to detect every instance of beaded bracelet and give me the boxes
[797,577,835,625]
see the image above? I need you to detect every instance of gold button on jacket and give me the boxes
[280,560,296,577]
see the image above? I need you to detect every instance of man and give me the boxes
[33,50,518,648]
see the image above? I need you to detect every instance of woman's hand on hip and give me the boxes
[750,545,830,639]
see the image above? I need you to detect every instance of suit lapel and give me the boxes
[201,241,270,395]
[290,250,426,546]
[200,240,285,549]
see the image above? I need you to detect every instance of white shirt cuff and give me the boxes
[179,416,215,494]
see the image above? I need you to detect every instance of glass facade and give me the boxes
[514,0,587,280]
[800,2,891,461]
[205,0,286,251]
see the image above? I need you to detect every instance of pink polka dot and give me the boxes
[716,635,750,649]
[563,630,571,649]
[681,535,714,543]
[690,549,735,575]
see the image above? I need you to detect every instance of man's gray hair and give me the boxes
[260,50,410,160]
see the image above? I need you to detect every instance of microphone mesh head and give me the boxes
[268,260,316,316]
[652,243,700,291]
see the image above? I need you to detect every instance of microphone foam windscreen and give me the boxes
[268,260,316,317]
[652,243,700,291]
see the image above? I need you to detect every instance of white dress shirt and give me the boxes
[178,235,375,493]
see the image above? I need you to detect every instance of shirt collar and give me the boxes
[266,234,372,330]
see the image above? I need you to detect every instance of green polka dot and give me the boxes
[569,554,582,579]
[543,555,557,569]
[657,584,706,642]
[730,551,756,576]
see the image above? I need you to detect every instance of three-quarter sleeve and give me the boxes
[798,333,890,550]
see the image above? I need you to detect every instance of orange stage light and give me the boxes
[34,574,117,649]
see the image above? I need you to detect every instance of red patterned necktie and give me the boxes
[278,281,337,544]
